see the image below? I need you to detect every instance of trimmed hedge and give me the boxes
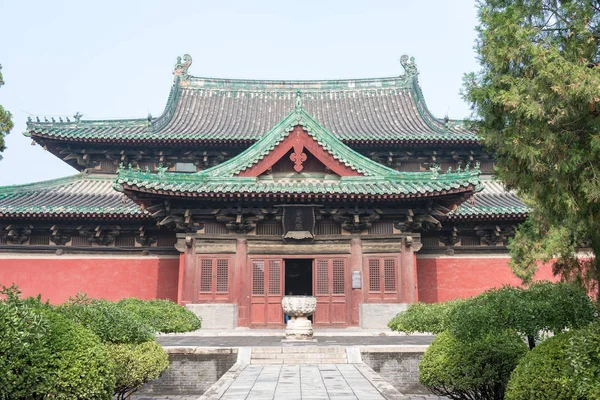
[567,321,600,399]
[505,332,577,400]
[388,300,463,334]
[117,298,201,333]
[420,331,528,400]
[0,293,116,400]
[58,297,154,344]
[109,341,170,400]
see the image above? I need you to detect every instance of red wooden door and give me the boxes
[313,258,347,326]
[250,259,284,327]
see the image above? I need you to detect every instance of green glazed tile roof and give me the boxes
[26,55,478,144]
[0,174,147,219]
[448,180,528,220]
[116,105,482,199]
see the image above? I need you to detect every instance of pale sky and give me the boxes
[0,0,480,186]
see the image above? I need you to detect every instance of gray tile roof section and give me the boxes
[0,174,146,218]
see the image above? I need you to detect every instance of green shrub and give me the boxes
[41,310,116,400]
[505,332,577,400]
[388,299,463,334]
[420,331,528,400]
[58,296,154,344]
[0,289,116,400]
[117,298,201,333]
[567,320,600,399]
[447,282,595,348]
[108,341,170,400]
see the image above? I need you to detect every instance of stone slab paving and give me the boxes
[157,335,434,348]
[132,363,445,400]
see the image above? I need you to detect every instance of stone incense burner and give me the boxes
[281,295,317,340]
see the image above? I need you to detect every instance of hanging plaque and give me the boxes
[281,205,316,242]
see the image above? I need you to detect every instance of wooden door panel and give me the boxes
[250,259,283,326]
[313,258,348,326]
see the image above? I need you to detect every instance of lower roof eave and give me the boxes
[445,213,528,222]
[121,184,477,203]
[0,212,150,220]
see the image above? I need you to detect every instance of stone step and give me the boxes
[252,352,346,360]
[250,358,348,365]
[252,346,346,354]
[249,346,348,364]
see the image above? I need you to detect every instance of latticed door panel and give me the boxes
[252,260,265,295]
[366,257,399,300]
[250,259,283,326]
[316,260,329,295]
[268,260,281,296]
[199,259,213,293]
[216,259,229,293]
[313,258,347,326]
[368,259,381,293]
[197,258,230,301]
[332,259,345,295]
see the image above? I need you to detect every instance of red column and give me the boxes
[350,237,363,326]
[235,239,249,327]
[179,236,196,305]
[400,236,418,303]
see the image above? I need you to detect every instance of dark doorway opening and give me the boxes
[284,259,313,296]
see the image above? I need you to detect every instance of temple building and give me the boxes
[0,54,551,328]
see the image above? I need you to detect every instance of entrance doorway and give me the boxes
[284,259,313,296]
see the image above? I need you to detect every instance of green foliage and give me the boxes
[0,287,116,400]
[388,299,463,334]
[447,282,595,347]
[505,332,577,400]
[58,294,154,344]
[420,331,528,400]
[40,310,116,400]
[463,0,600,295]
[117,298,201,333]
[567,320,600,398]
[0,64,13,158]
[108,341,169,400]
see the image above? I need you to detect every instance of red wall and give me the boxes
[0,256,179,304]
[417,256,558,303]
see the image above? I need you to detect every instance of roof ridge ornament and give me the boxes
[174,54,192,81]
[295,89,303,110]
[400,54,418,80]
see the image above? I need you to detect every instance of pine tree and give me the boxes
[0,64,14,159]
[463,0,600,297]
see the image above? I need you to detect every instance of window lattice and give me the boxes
[332,259,345,295]
[252,261,265,295]
[216,259,229,292]
[268,260,281,295]
[115,236,135,247]
[384,259,397,292]
[256,223,283,236]
[71,236,90,247]
[369,259,381,292]
[316,260,329,295]
[205,223,229,234]
[29,236,50,245]
[157,236,177,247]
[422,237,440,247]
[461,237,481,246]
[315,223,341,235]
[368,222,393,235]
[200,259,213,293]
[100,160,117,173]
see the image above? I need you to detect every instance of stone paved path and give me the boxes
[133,363,445,400]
